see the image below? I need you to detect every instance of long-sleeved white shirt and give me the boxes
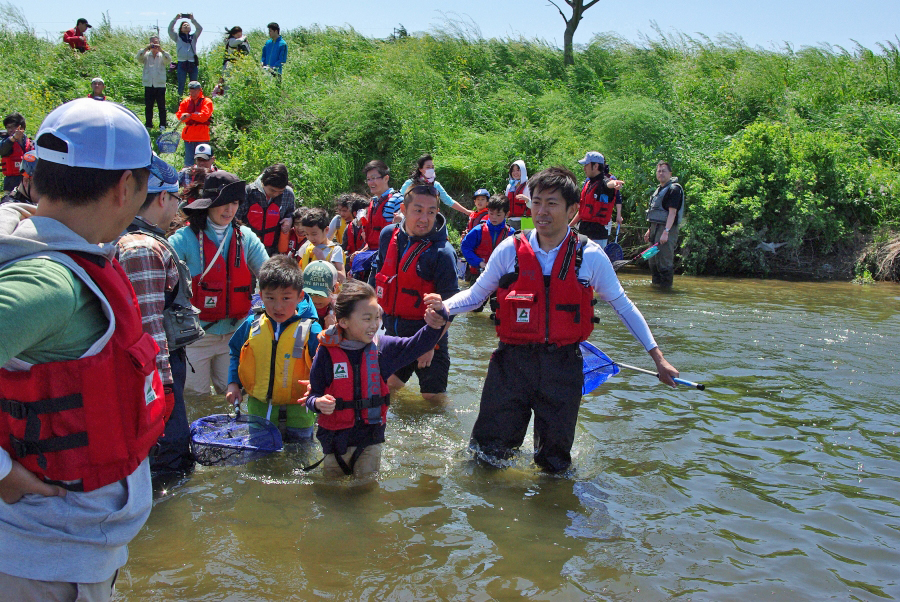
[444,228,658,351]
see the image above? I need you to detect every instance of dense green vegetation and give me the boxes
[1,5,898,277]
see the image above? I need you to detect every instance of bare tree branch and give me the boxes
[547,0,570,23]
[583,0,602,10]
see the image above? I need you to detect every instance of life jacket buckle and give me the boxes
[0,398,27,420]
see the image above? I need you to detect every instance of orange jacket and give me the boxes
[175,94,214,142]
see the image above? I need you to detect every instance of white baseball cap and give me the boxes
[194,143,212,159]
[577,151,605,165]
[34,98,177,185]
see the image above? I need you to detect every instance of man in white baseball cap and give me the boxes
[0,97,177,600]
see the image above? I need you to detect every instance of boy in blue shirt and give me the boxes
[226,255,322,441]
[460,195,514,282]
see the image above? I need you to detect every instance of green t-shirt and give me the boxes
[0,258,109,365]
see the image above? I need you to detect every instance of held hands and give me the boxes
[417,348,435,369]
[315,394,336,414]
[225,383,242,406]
[0,461,67,504]
[280,217,292,233]
[422,293,446,329]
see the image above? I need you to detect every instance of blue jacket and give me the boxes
[460,220,514,269]
[261,36,288,73]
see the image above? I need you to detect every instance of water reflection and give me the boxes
[120,275,900,600]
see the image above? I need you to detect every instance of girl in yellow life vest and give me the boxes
[226,255,323,441]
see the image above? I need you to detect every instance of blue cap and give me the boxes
[147,154,179,193]
[577,151,605,165]
[473,188,490,198]
[34,98,177,185]
[20,151,37,177]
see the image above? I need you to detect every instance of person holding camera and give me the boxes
[137,36,171,129]
[168,13,202,96]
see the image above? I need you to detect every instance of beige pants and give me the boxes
[322,443,382,479]
[184,332,232,397]
[0,570,117,602]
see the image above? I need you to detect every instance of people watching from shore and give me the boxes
[88,77,106,101]
[137,36,171,128]
[168,14,203,96]
[261,22,288,75]
[505,159,531,230]
[644,161,684,288]
[223,26,251,73]
[0,97,176,597]
[239,163,297,257]
[306,280,448,479]
[0,150,36,205]
[444,167,679,473]
[570,151,623,247]
[175,81,213,167]
[227,255,321,442]
[369,184,459,403]
[399,154,473,217]
[169,171,268,397]
[118,160,198,483]
[1,113,33,192]
[63,18,91,52]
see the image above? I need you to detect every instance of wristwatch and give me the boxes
[664,228,670,232]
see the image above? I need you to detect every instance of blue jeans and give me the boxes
[183,140,204,167]
[177,60,199,96]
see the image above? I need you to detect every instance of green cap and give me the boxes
[302,261,336,297]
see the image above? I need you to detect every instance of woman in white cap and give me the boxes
[169,171,268,397]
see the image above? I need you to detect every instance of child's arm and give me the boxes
[225,317,252,405]
[460,227,483,269]
[306,346,336,414]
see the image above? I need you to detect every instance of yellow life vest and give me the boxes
[334,217,348,245]
[237,313,314,405]
[298,241,339,270]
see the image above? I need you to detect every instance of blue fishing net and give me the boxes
[190,413,283,466]
[580,342,621,395]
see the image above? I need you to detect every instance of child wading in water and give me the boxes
[306,280,448,478]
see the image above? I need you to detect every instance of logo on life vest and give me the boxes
[376,286,384,299]
[333,362,349,379]
[204,296,217,308]
[144,374,158,405]
[517,308,531,323]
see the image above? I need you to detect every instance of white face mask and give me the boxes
[424,168,436,183]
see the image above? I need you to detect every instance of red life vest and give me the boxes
[343,221,365,255]
[364,191,395,249]
[0,252,167,492]
[578,178,614,224]
[469,222,509,275]
[495,231,597,346]
[191,226,253,322]
[245,199,282,248]
[466,208,489,232]
[284,230,306,256]
[316,341,390,431]
[507,182,530,218]
[1,137,34,177]
[374,228,434,320]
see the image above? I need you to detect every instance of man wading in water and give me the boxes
[443,167,679,473]
[644,161,684,288]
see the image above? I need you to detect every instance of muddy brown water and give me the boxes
[117,274,900,600]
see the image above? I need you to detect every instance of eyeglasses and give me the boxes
[365,175,387,183]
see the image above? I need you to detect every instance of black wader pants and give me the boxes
[471,342,584,473]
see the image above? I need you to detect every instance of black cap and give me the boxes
[76,18,92,28]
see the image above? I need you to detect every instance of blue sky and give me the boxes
[11,0,898,53]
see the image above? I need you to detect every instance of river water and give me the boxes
[118,274,900,601]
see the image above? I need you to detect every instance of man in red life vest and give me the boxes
[569,151,623,247]
[444,167,679,473]
[1,113,34,192]
[0,97,177,599]
[354,159,403,281]
[239,162,296,257]
[369,184,459,403]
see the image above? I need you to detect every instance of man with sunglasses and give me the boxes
[118,167,196,484]
[370,184,459,403]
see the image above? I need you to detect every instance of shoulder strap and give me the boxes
[291,319,314,358]
[199,229,229,281]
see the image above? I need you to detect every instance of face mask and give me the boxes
[424,168,436,183]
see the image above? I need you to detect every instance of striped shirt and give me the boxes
[117,230,180,385]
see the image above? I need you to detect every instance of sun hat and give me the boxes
[34,98,176,184]
[181,171,245,212]
[194,143,212,160]
[302,261,336,297]
[577,151,605,165]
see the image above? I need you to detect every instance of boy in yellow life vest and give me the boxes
[225,255,323,441]
[296,207,346,283]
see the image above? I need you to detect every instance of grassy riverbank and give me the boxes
[1,6,898,279]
